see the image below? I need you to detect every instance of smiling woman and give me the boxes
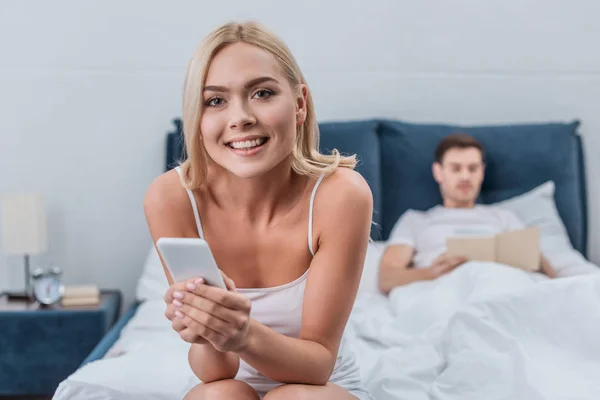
[143,21,374,400]
[203,71,279,160]
[178,22,357,188]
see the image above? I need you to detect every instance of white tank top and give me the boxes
[174,167,363,394]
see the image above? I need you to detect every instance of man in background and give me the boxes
[378,133,556,295]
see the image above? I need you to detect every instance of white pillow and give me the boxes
[493,181,599,277]
[135,246,169,302]
[493,181,572,251]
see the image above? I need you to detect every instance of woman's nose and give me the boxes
[228,100,256,130]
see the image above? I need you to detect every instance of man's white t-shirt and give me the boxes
[387,205,525,268]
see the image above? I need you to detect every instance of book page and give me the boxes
[446,236,496,262]
[496,227,541,271]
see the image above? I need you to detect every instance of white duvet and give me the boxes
[54,261,600,400]
[352,262,600,400]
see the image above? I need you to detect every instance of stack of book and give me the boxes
[61,284,100,307]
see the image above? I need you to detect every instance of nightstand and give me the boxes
[0,290,122,397]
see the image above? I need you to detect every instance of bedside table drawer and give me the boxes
[0,290,121,396]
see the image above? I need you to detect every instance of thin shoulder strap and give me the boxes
[308,173,326,256]
[174,166,204,239]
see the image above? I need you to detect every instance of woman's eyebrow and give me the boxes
[203,76,279,93]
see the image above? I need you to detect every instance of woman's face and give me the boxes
[200,42,306,179]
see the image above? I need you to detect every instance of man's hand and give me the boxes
[429,254,468,279]
[539,255,557,279]
[379,246,469,293]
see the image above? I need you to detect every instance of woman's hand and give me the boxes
[165,279,208,345]
[164,271,252,353]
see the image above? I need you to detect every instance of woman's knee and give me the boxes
[184,379,260,400]
[264,383,358,400]
[264,384,312,400]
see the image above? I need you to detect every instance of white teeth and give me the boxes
[230,137,266,149]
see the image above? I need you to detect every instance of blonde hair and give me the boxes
[179,21,356,189]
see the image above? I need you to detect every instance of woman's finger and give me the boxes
[178,312,223,343]
[165,303,179,321]
[164,286,174,303]
[171,310,210,344]
[165,277,205,303]
[185,282,251,312]
[176,303,236,336]
[220,270,237,291]
[172,315,187,332]
[175,296,250,332]
[174,291,241,323]
[178,327,200,343]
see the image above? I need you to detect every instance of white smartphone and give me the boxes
[155,237,227,290]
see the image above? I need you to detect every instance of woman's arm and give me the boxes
[187,330,240,382]
[143,171,240,382]
[237,169,373,384]
[172,169,372,384]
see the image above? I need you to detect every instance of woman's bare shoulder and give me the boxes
[313,168,373,237]
[318,167,372,208]
[144,169,186,210]
[143,169,193,237]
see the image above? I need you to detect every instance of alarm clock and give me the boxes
[31,267,64,305]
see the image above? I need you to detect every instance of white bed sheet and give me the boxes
[53,299,200,399]
[54,258,600,400]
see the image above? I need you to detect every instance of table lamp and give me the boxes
[1,194,48,300]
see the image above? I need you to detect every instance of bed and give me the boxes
[54,118,600,399]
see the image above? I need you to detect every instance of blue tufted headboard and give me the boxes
[164,118,588,258]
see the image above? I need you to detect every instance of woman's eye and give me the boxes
[253,89,273,99]
[205,97,223,107]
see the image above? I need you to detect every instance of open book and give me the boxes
[445,226,541,271]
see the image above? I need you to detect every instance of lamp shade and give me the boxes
[1,194,48,255]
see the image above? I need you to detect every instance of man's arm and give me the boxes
[379,244,427,294]
[379,245,468,294]
[379,211,435,294]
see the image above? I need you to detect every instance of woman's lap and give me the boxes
[185,380,371,400]
[263,382,369,400]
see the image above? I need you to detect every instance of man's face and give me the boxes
[433,147,485,207]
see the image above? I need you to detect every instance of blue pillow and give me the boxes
[379,119,585,251]
[318,120,382,239]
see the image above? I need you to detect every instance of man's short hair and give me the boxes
[434,133,485,164]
